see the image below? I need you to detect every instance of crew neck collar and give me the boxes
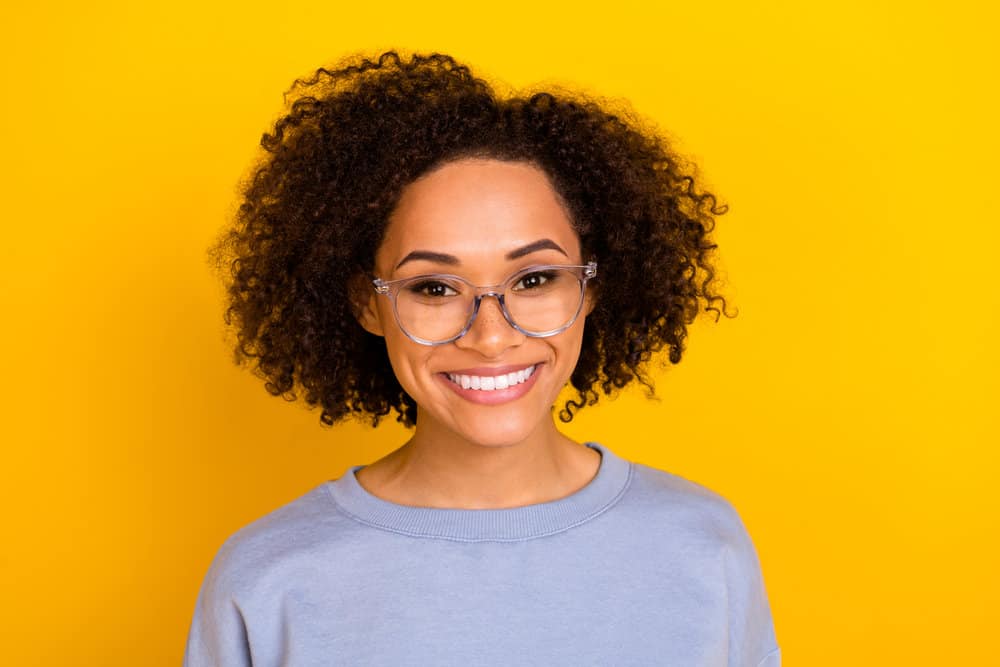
[324,442,632,542]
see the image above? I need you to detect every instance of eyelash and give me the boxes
[406,270,558,296]
[407,280,459,298]
[512,271,557,291]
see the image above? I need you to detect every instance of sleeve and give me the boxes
[182,545,254,667]
[721,504,781,667]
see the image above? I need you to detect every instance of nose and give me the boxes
[454,293,524,356]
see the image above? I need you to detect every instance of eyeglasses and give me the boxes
[371,262,598,346]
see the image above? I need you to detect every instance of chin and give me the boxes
[421,402,550,449]
[454,419,543,449]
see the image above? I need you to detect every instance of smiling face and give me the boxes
[356,158,593,450]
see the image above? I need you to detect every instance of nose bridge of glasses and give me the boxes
[471,288,513,323]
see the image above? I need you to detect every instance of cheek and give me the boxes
[563,333,585,380]
[381,329,434,396]
[549,324,587,388]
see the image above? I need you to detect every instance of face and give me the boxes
[356,158,594,450]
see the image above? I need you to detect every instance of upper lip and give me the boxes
[442,363,540,376]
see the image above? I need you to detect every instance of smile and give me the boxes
[445,364,537,391]
[438,363,543,406]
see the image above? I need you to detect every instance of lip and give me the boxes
[437,362,543,406]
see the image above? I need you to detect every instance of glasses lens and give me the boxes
[505,267,584,335]
[394,276,473,343]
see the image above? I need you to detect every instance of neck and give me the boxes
[354,418,601,510]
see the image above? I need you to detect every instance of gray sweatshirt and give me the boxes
[184,442,780,666]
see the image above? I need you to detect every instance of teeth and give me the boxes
[447,365,537,392]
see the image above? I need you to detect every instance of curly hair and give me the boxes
[210,50,731,428]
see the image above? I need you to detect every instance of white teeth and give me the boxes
[446,365,537,392]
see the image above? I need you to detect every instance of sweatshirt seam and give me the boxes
[755,646,781,666]
[321,462,634,543]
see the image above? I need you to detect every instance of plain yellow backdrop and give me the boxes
[2,1,997,664]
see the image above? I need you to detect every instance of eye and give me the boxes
[513,270,557,291]
[407,279,460,298]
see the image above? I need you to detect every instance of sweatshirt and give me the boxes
[184,441,780,666]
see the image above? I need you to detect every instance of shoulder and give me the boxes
[186,483,354,665]
[623,459,753,544]
[611,457,770,585]
[198,482,351,602]
[625,459,780,662]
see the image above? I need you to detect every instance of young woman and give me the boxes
[185,51,780,666]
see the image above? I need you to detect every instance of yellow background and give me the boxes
[2,1,997,664]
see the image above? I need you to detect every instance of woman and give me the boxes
[185,51,780,666]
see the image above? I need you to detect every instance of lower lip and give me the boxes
[438,364,543,406]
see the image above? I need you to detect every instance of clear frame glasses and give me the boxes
[371,262,598,346]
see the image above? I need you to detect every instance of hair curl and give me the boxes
[210,50,732,428]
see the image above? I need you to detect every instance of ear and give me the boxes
[348,273,385,337]
[583,284,598,316]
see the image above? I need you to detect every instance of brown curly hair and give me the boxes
[210,50,731,428]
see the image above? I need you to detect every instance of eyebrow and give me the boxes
[394,238,569,270]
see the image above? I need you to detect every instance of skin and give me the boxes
[353,158,601,510]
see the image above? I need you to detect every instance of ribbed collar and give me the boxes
[324,442,632,542]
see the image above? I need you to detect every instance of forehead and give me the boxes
[378,158,581,268]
